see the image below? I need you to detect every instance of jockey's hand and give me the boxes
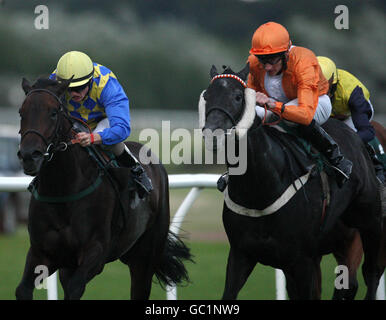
[75,132,102,147]
[255,92,276,109]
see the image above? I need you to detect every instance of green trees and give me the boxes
[0,1,384,113]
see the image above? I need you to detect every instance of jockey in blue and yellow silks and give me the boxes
[317,56,385,184]
[51,63,129,141]
[50,51,153,197]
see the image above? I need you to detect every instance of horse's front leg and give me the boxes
[284,257,319,300]
[222,247,256,300]
[15,247,56,300]
[332,231,362,300]
[60,241,105,300]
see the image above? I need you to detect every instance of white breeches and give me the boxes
[93,118,125,156]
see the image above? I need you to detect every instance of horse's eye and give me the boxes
[51,110,58,119]
[235,94,242,102]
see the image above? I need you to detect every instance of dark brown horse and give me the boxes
[327,120,385,300]
[15,78,192,300]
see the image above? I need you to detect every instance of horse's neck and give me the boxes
[37,146,97,194]
[228,126,287,205]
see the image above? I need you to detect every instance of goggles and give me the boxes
[69,81,90,93]
[256,53,283,66]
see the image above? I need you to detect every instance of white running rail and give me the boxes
[0,175,384,300]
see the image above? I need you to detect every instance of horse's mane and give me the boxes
[32,77,58,89]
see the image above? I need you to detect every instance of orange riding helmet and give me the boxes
[249,22,291,55]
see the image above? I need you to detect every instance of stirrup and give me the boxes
[330,165,350,188]
[131,165,153,198]
[375,171,385,185]
[217,172,229,192]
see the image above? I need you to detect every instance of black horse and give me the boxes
[16,78,192,300]
[200,64,383,299]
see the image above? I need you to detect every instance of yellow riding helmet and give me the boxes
[317,56,338,84]
[56,51,94,87]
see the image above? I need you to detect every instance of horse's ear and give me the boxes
[55,76,73,96]
[236,63,250,82]
[210,65,218,79]
[22,78,32,95]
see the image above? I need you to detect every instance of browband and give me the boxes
[211,74,247,88]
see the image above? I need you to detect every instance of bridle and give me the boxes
[210,74,284,127]
[20,88,73,161]
[205,74,247,134]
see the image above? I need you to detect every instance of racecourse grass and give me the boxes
[0,188,370,300]
[0,226,369,300]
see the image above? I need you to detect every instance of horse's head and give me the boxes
[17,77,72,176]
[199,64,256,151]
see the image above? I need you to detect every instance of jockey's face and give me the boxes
[69,83,90,102]
[256,52,286,76]
[263,59,283,76]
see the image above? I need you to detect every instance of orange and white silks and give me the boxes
[247,46,329,125]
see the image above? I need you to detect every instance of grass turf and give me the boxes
[0,227,368,300]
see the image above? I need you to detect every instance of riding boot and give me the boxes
[116,148,153,198]
[298,120,353,188]
[365,143,385,184]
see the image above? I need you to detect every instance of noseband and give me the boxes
[205,107,238,128]
[20,89,70,161]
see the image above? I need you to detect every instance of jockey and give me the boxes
[247,22,352,187]
[50,51,153,198]
[317,56,385,184]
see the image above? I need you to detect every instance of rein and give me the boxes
[262,105,283,126]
